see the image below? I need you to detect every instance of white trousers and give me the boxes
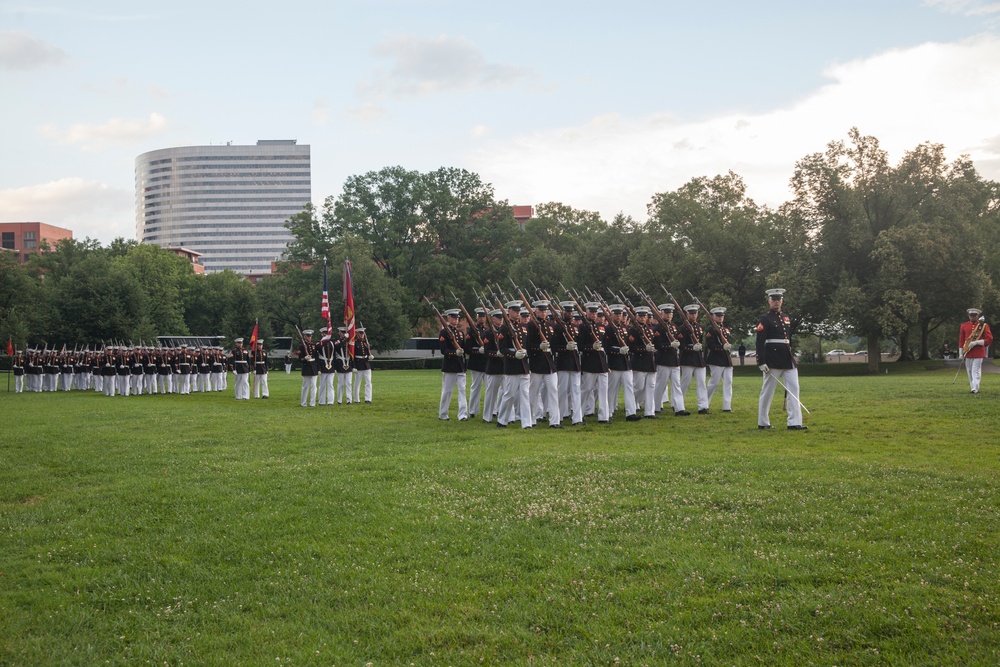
[655,365,683,413]
[467,370,485,416]
[499,374,531,427]
[966,357,983,392]
[632,371,656,417]
[758,368,803,427]
[707,365,733,410]
[529,372,560,426]
[353,369,372,402]
[318,372,335,405]
[557,370,583,424]
[608,369,637,417]
[301,375,318,406]
[254,373,269,398]
[581,372,610,422]
[680,366,708,411]
[234,372,250,400]
[336,372,353,403]
[440,372,468,420]
[482,374,503,422]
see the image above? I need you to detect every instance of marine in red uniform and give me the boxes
[958,308,993,394]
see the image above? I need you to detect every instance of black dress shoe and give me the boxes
[675,410,690,416]
[787,425,809,430]
[497,422,507,428]
[549,424,562,429]
[626,414,642,422]
[644,414,657,419]
[698,408,711,415]
[598,419,610,424]
[722,409,732,413]
[758,425,772,430]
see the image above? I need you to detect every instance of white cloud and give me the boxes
[0,30,68,70]
[0,178,133,242]
[470,124,489,138]
[40,112,168,151]
[358,34,532,100]
[925,0,1000,16]
[471,35,1000,221]
[312,98,330,126]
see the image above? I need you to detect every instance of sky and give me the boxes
[1,0,1000,245]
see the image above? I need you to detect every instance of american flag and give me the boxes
[320,259,333,342]
[344,259,356,358]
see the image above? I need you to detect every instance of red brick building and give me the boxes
[0,222,73,263]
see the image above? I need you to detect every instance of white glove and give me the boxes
[670,340,680,349]
[760,364,770,374]
[645,343,656,352]
[515,349,527,360]
[566,341,578,351]
[958,350,964,359]
[723,343,732,351]
[478,347,485,354]
[619,345,630,355]
[593,341,603,351]
[693,343,703,352]
[973,339,985,347]
[368,354,375,361]
[540,341,550,352]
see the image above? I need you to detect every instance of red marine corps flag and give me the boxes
[249,320,259,351]
[5,337,12,356]
[320,258,333,342]
[343,259,356,358]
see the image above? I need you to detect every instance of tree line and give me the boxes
[2,129,997,370]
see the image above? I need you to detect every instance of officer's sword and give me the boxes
[763,368,811,414]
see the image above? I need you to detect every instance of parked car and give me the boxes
[855,349,867,355]
[827,349,847,356]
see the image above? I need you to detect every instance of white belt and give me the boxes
[765,338,790,344]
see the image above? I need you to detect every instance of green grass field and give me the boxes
[1,366,998,666]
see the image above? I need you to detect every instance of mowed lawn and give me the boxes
[1,366,998,666]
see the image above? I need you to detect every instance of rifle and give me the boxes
[584,286,627,347]
[510,277,548,344]
[661,285,697,338]
[611,288,653,347]
[423,296,462,353]
[560,282,601,345]
[450,289,485,347]
[630,284,677,343]
[686,289,730,346]
[484,286,523,352]
[531,279,576,343]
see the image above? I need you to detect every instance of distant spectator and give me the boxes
[738,343,746,366]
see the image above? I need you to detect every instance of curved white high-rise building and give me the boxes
[136,140,311,275]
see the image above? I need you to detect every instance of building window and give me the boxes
[23,231,36,249]
[1,232,14,249]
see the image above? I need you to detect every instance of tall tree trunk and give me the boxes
[868,336,880,373]
[897,328,910,362]
[919,319,931,360]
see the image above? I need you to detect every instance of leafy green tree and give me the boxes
[0,251,43,349]
[258,235,410,352]
[184,271,259,343]
[789,129,927,371]
[631,172,781,339]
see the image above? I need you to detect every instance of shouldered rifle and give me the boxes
[531,279,575,343]
[485,287,523,351]
[685,289,729,346]
[510,277,548,343]
[560,282,600,344]
[612,289,653,346]
[450,289,485,346]
[584,286,627,347]
[423,296,462,352]
[661,285,697,338]
[631,284,677,343]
